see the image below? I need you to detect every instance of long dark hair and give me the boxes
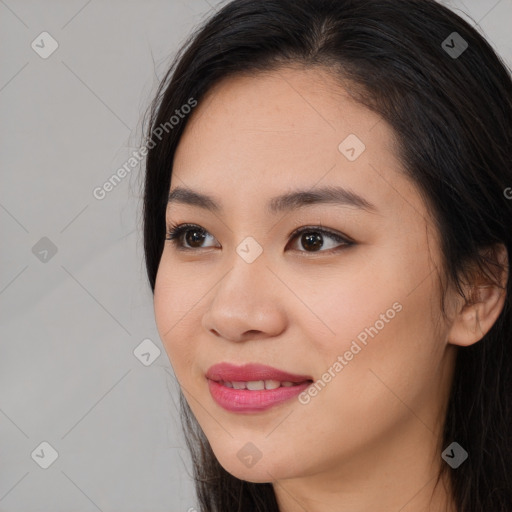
[142,1,512,510]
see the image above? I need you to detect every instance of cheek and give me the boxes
[153,261,204,374]
[309,277,445,425]
[154,253,206,330]
[296,250,445,399]
[283,260,404,362]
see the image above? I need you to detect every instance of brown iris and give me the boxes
[301,232,323,251]
[185,228,206,248]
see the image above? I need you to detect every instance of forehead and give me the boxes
[175,65,388,162]
[171,66,421,221]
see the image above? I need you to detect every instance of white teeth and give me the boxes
[246,380,265,390]
[264,379,281,390]
[221,380,298,389]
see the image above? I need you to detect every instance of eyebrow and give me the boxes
[167,185,377,215]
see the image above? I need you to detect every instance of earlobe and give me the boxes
[447,244,508,348]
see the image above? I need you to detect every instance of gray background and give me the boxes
[1,1,511,511]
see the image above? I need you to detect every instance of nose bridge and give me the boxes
[217,240,273,307]
[202,241,286,340]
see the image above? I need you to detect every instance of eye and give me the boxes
[165,223,219,251]
[287,226,353,253]
[165,223,353,253]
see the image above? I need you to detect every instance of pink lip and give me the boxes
[206,363,313,413]
[206,362,312,383]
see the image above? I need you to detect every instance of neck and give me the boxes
[273,418,457,512]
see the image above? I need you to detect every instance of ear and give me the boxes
[448,244,508,347]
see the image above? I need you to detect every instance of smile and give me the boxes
[207,379,312,413]
[219,380,301,390]
[205,362,313,413]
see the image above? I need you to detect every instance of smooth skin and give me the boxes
[153,65,507,512]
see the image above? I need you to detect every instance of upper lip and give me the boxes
[206,363,313,383]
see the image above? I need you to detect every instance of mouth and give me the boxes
[215,379,309,390]
[205,362,313,383]
[205,363,314,413]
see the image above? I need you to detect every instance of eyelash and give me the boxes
[165,222,354,254]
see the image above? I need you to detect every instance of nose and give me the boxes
[201,253,288,343]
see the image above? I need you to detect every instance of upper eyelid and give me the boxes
[288,224,352,242]
[166,222,345,238]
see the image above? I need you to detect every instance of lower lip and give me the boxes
[207,379,311,413]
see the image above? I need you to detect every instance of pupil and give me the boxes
[186,229,205,247]
[302,232,323,251]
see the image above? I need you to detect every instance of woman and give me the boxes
[142,0,512,510]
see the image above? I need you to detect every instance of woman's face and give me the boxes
[154,66,457,487]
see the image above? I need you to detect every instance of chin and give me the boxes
[220,464,281,484]
[212,446,295,483]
